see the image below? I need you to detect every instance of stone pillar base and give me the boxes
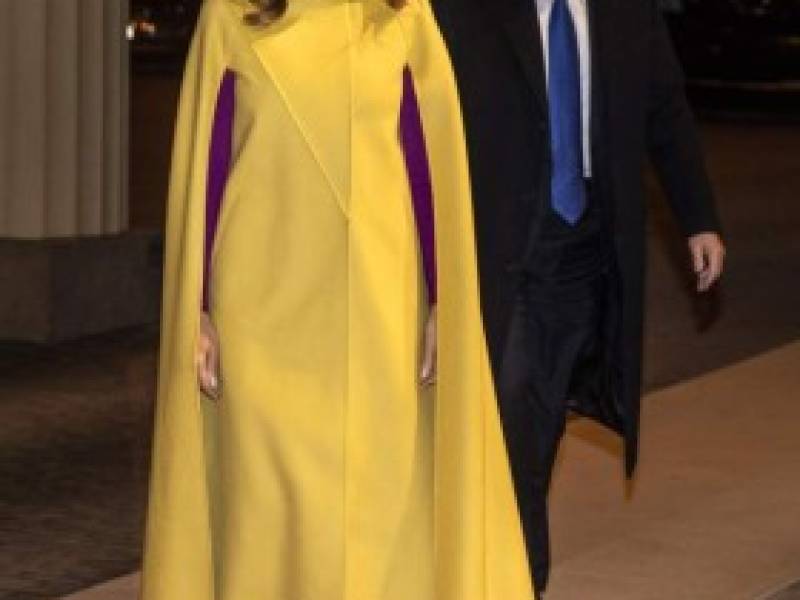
[0,232,162,343]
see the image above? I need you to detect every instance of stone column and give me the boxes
[0,0,129,238]
[0,0,161,342]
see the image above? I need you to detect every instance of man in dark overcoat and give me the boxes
[430,0,726,596]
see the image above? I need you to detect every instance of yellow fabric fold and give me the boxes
[401,3,534,598]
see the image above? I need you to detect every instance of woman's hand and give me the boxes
[419,306,437,386]
[197,312,222,400]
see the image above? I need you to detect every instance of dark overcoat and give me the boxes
[431,0,722,474]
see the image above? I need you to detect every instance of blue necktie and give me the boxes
[548,0,586,225]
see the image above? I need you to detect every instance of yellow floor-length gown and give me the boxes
[141,0,534,598]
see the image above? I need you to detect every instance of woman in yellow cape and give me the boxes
[141,0,534,598]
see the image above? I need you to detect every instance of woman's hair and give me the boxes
[246,0,405,25]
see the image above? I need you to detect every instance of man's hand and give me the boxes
[197,311,222,400]
[419,306,437,386]
[688,232,725,293]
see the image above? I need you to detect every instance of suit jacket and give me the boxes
[432,0,722,474]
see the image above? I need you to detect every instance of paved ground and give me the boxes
[1,76,799,598]
[58,342,800,600]
[0,330,156,599]
[769,582,800,600]
[546,342,800,599]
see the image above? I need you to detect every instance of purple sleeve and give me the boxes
[203,69,236,311]
[400,67,437,305]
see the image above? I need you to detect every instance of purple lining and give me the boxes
[202,67,437,308]
[400,67,437,304]
[203,69,236,310]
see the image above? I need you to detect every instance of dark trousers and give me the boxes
[497,202,611,593]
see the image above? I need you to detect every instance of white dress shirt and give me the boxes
[536,0,592,177]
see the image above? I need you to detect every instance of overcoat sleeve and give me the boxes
[646,0,722,236]
[141,2,231,598]
[401,2,535,598]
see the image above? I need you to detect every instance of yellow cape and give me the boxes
[141,1,534,598]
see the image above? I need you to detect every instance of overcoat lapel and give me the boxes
[249,4,356,214]
[498,0,548,119]
[587,0,616,171]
